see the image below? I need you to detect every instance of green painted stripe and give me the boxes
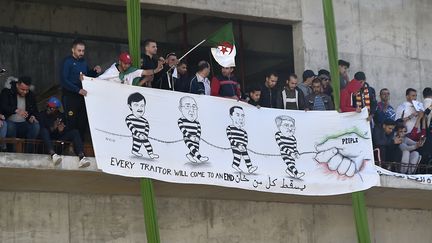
[127,0,161,242]
[322,1,371,242]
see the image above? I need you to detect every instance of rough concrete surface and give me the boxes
[1,0,432,242]
[1,191,432,243]
[1,153,432,242]
[300,0,432,105]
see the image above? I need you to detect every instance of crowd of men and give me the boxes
[0,38,431,174]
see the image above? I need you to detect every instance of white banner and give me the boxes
[83,77,380,196]
[376,166,432,185]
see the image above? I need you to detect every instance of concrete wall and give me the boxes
[139,0,302,23]
[140,0,432,105]
[300,0,432,105]
[1,191,431,243]
[1,153,432,242]
[1,0,430,105]
[0,0,295,95]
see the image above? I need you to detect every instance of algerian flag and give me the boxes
[207,23,236,68]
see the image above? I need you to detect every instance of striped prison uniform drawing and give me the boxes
[178,118,203,159]
[275,131,300,176]
[125,114,154,155]
[226,125,252,168]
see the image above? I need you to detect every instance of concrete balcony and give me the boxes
[1,152,432,243]
[1,152,432,209]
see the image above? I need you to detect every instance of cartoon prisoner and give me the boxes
[125,92,159,159]
[177,96,209,163]
[226,106,258,174]
[275,115,305,179]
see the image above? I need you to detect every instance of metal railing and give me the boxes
[1,138,431,174]
[377,161,432,174]
[0,138,94,157]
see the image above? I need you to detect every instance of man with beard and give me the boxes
[155,52,179,90]
[276,73,306,110]
[210,65,241,100]
[259,71,279,108]
[305,78,334,110]
[139,39,164,87]
[60,39,101,140]
[0,76,39,152]
[98,52,163,85]
[173,60,190,93]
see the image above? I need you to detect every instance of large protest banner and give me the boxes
[83,77,380,196]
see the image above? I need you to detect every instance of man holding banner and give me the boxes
[98,52,163,85]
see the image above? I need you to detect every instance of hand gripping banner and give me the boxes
[83,77,380,196]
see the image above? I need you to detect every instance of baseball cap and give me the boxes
[119,52,132,64]
[47,97,61,108]
[303,70,316,80]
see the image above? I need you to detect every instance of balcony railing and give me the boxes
[0,138,94,157]
[1,138,431,174]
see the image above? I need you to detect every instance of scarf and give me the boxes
[355,85,370,111]
[118,65,139,84]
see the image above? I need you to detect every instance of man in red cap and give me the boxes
[98,52,163,85]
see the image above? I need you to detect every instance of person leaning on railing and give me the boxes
[372,119,402,165]
[395,124,424,174]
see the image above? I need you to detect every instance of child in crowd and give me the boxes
[247,86,261,108]
[396,125,424,174]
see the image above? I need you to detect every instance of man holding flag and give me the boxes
[211,66,242,100]
[208,23,242,100]
[174,23,241,95]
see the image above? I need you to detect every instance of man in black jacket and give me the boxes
[276,73,306,110]
[259,71,279,108]
[38,97,90,168]
[305,78,334,110]
[372,119,402,164]
[0,76,39,151]
[173,60,190,93]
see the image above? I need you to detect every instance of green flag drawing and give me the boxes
[207,23,236,67]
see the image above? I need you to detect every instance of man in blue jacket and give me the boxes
[60,39,101,140]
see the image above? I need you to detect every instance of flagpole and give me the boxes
[127,1,161,242]
[322,1,371,242]
[178,39,206,61]
[164,39,207,75]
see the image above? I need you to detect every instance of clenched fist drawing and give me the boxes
[313,129,370,177]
